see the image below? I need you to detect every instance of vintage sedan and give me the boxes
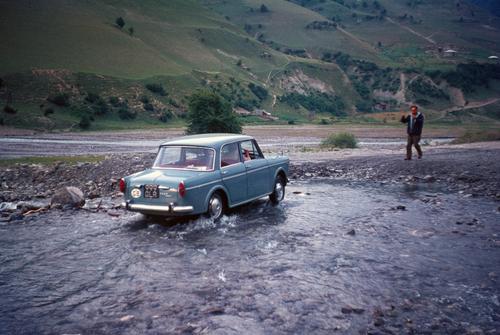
[120,133,289,220]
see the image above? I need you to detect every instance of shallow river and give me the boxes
[1,180,499,334]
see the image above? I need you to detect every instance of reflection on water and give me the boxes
[0,180,498,334]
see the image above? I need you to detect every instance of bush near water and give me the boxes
[321,133,358,149]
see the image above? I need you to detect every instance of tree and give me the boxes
[79,115,91,129]
[260,4,269,13]
[115,17,125,29]
[128,26,134,35]
[186,91,241,134]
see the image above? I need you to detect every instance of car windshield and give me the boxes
[153,146,215,171]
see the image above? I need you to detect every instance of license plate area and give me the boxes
[144,185,159,198]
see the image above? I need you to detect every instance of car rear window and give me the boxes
[153,146,215,171]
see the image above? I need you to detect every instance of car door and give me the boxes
[240,140,271,199]
[220,142,247,205]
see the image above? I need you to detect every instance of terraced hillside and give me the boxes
[0,0,499,130]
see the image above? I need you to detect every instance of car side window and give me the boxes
[240,140,264,161]
[221,142,241,167]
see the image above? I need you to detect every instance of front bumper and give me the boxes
[122,201,194,214]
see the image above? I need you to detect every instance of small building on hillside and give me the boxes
[444,49,458,57]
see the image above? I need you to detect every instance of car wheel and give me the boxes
[207,192,224,220]
[270,175,285,205]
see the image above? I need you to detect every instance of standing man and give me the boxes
[401,105,424,160]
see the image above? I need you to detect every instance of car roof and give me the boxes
[160,133,254,147]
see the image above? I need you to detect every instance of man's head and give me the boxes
[411,105,418,116]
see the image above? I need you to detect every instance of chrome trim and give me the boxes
[245,164,269,173]
[230,192,272,207]
[127,203,194,213]
[185,179,220,191]
[172,206,195,213]
[222,171,247,180]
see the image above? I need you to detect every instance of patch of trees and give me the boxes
[186,91,241,134]
[118,108,136,120]
[280,92,346,116]
[47,93,70,107]
[3,105,17,114]
[427,62,500,93]
[408,78,449,100]
[145,83,167,96]
[248,83,268,101]
[305,21,337,30]
[85,92,110,115]
[283,48,308,58]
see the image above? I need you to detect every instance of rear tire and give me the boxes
[206,192,224,221]
[269,175,285,205]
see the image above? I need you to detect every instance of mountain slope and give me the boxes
[0,0,499,130]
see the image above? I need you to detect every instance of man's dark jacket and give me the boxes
[401,113,424,135]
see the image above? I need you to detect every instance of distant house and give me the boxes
[444,49,457,57]
[233,107,252,116]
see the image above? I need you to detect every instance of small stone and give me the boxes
[423,175,436,183]
[341,305,364,314]
[203,306,225,315]
[107,210,121,217]
[346,229,356,236]
[119,315,135,322]
[395,205,406,211]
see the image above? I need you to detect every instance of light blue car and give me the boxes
[120,134,289,220]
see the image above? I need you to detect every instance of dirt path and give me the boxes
[385,17,436,45]
[434,98,500,120]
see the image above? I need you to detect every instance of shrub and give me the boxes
[118,108,136,120]
[145,83,167,96]
[143,103,154,111]
[116,17,125,29]
[3,105,17,114]
[43,108,55,116]
[321,133,358,149]
[47,93,70,106]
[79,115,91,129]
[159,110,173,123]
[85,92,101,104]
[139,95,149,104]
[108,96,120,107]
[186,91,241,134]
[248,83,268,101]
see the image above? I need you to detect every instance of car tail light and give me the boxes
[119,178,126,193]
[178,181,186,198]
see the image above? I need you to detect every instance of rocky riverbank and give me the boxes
[1,143,499,221]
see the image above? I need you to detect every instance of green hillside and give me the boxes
[0,0,499,130]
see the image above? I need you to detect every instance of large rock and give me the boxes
[51,186,85,208]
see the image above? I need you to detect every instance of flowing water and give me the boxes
[1,180,499,334]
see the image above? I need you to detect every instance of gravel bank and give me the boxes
[0,142,499,212]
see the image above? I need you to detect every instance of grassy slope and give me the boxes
[0,0,499,130]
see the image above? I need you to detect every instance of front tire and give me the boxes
[206,192,224,220]
[269,175,285,205]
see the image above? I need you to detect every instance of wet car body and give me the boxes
[121,134,289,219]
